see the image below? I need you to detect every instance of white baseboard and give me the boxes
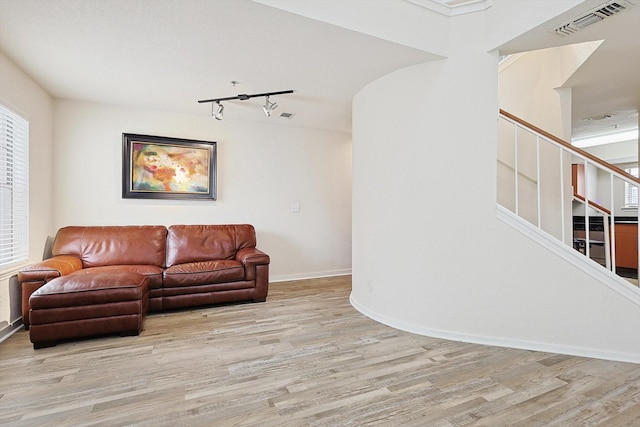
[270,269,352,283]
[0,319,23,344]
[350,293,640,364]
[347,208,640,364]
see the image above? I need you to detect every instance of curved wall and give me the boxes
[351,13,640,362]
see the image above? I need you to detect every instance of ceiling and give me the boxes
[0,0,638,140]
[0,0,438,134]
[496,0,640,141]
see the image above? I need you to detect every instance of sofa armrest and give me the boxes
[236,247,270,267]
[18,255,83,328]
[236,248,270,302]
[236,247,270,284]
[18,255,83,282]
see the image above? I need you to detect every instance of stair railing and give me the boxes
[498,109,640,282]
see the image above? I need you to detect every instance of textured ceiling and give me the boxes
[0,0,438,134]
[0,0,637,142]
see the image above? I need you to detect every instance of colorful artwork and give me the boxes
[132,143,209,193]
[122,134,216,200]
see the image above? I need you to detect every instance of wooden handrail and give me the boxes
[499,109,640,185]
[573,193,611,216]
[499,109,640,278]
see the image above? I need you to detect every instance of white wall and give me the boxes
[53,100,352,281]
[0,52,54,264]
[0,52,53,328]
[498,46,577,242]
[568,161,635,219]
[583,141,638,217]
[351,12,640,362]
[585,139,637,164]
[498,47,573,141]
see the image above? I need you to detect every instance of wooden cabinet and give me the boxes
[614,223,638,269]
[574,216,638,270]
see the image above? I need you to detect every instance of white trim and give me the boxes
[350,294,640,364]
[572,129,638,148]
[0,320,23,344]
[270,269,352,283]
[498,52,526,72]
[606,156,637,164]
[404,0,492,16]
[497,204,640,305]
[346,205,640,363]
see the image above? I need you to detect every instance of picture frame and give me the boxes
[122,133,217,200]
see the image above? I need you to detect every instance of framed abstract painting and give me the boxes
[122,133,217,200]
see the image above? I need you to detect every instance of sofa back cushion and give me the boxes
[166,224,256,267]
[52,226,167,268]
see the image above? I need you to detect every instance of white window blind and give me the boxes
[624,167,639,208]
[0,104,29,269]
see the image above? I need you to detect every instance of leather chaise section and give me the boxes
[29,272,149,309]
[28,272,149,348]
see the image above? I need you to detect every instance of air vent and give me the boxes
[552,0,633,36]
[279,112,295,119]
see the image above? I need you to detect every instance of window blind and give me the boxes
[624,167,638,208]
[0,104,29,269]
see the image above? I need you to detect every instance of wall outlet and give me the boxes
[367,280,373,292]
[290,202,300,213]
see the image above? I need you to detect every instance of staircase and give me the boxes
[497,109,640,291]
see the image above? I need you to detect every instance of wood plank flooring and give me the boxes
[1,275,640,426]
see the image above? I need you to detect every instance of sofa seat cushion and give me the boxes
[70,265,164,289]
[163,260,244,287]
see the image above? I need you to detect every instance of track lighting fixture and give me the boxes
[198,90,293,120]
[262,96,278,117]
[212,101,224,120]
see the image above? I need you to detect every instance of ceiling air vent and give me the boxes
[552,0,634,36]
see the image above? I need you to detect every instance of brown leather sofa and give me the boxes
[18,224,270,329]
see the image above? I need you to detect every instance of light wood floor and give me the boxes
[2,275,640,426]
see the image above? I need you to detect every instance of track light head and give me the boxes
[212,101,224,120]
[198,89,293,120]
[262,96,278,117]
